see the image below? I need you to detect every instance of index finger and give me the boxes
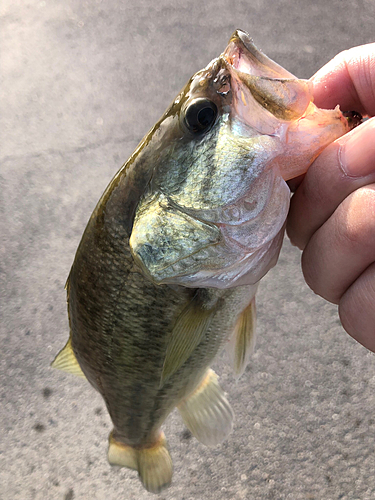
[311,43,375,117]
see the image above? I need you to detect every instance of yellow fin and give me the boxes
[161,298,215,386]
[226,298,256,379]
[51,338,86,378]
[177,369,234,446]
[108,432,137,470]
[64,273,71,293]
[108,431,173,494]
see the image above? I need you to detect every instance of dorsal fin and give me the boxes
[51,337,86,378]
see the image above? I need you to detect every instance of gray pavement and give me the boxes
[1,1,375,499]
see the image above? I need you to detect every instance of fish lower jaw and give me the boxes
[279,104,350,181]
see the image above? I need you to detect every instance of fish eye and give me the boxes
[184,98,218,134]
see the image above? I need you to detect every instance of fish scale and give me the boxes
[52,29,358,493]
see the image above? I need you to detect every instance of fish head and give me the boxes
[129,30,352,289]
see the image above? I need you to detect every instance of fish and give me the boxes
[52,30,359,493]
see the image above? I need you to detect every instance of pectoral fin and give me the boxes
[226,298,256,378]
[51,337,86,378]
[161,298,216,386]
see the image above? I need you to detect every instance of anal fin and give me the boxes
[177,369,234,446]
[51,337,86,378]
[108,432,173,494]
[226,297,256,378]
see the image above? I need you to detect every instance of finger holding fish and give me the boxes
[287,117,375,250]
[311,43,375,117]
[287,44,375,351]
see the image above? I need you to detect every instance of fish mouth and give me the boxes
[220,30,313,136]
[221,30,353,181]
[223,29,296,79]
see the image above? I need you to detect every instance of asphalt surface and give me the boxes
[1,1,375,499]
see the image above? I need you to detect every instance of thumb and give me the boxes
[311,43,375,116]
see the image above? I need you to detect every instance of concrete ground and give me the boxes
[1,1,375,499]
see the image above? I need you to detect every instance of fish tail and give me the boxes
[108,431,173,494]
[177,368,234,446]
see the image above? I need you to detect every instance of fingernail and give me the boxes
[339,117,375,177]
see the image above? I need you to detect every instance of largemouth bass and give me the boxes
[53,30,358,493]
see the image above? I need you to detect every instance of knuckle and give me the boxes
[339,264,375,351]
[300,244,338,303]
[338,298,358,340]
[336,185,375,252]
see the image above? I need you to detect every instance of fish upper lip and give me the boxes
[222,29,296,80]
[224,29,259,70]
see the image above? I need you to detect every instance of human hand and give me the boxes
[287,43,375,351]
